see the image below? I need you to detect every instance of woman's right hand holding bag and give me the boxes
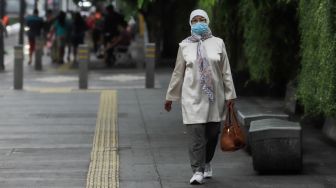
[220,101,246,152]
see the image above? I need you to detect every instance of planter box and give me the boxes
[250,119,302,173]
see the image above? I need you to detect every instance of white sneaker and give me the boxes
[189,172,204,185]
[204,163,212,178]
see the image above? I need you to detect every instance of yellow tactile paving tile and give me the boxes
[86,91,119,188]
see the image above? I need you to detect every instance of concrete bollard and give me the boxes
[145,43,155,88]
[78,45,89,89]
[14,45,24,90]
[34,37,43,70]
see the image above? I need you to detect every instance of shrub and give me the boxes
[239,0,300,86]
[298,0,336,116]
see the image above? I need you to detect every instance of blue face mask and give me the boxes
[191,22,209,35]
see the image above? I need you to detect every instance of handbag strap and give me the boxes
[224,104,241,135]
[224,104,235,127]
[224,106,231,127]
[229,104,239,126]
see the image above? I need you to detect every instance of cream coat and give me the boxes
[166,37,237,124]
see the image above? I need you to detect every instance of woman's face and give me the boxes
[191,16,206,25]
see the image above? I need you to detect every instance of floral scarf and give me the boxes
[182,30,214,102]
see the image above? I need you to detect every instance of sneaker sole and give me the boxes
[190,180,204,185]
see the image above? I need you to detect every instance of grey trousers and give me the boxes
[186,122,221,173]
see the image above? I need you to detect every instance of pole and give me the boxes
[78,45,89,89]
[19,0,26,45]
[44,0,48,12]
[0,24,4,71]
[14,45,24,89]
[35,36,43,70]
[34,0,38,9]
[145,43,155,88]
[0,0,4,19]
[0,0,5,71]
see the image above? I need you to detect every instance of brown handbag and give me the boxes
[220,104,246,151]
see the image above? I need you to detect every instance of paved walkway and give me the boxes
[0,34,336,187]
[1,74,336,187]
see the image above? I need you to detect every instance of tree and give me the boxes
[298,0,336,116]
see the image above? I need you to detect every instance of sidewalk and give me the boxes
[0,68,336,187]
[0,35,336,187]
[117,85,336,188]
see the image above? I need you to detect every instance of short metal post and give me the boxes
[78,45,89,89]
[145,43,155,88]
[35,37,43,70]
[14,45,24,90]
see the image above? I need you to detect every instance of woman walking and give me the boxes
[164,9,237,185]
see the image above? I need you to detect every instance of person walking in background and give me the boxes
[65,11,73,63]
[2,15,9,37]
[104,21,132,63]
[164,9,237,185]
[43,9,55,57]
[43,10,55,39]
[88,8,103,54]
[51,11,67,64]
[102,4,125,67]
[25,9,44,65]
[71,12,87,63]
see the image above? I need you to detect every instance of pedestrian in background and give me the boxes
[43,9,55,38]
[2,15,9,37]
[51,11,67,64]
[43,9,55,58]
[71,12,87,63]
[87,8,103,54]
[65,11,73,63]
[164,9,237,185]
[102,4,125,67]
[25,9,44,65]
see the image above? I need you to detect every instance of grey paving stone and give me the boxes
[0,91,100,187]
[119,180,161,188]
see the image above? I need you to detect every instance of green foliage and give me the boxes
[239,0,299,84]
[239,0,272,82]
[118,0,138,20]
[197,0,216,19]
[137,0,155,9]
[211,0,243,71]
[298,0,336,116]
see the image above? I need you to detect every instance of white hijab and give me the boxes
[189,9,210,26]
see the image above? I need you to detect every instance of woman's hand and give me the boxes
[226,99,235,108]
[164,100,172,112]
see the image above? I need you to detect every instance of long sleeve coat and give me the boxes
[166,36,237,124]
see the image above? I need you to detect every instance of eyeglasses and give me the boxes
[191,17,207,25]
